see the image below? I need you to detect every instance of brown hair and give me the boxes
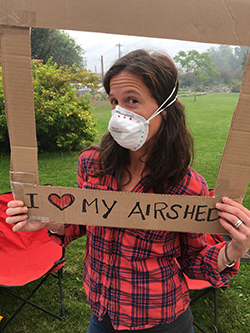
[84,49,194,193]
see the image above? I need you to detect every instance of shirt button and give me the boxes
[109,259,112,265]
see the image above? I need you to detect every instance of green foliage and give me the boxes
[32,60,98,151]
[31,28,86,69]
[230,81,241,93]
[241,48,250,70]
[217,67,234,85]
[178,71,194,89]
[52,30,86,69]
[207,45,248,72]
[174,50,220,100]
[0,60,99,151]
[0,67,9,149]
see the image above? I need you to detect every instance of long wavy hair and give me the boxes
[84,49,194,193]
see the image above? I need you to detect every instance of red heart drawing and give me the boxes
[48,193,75,211]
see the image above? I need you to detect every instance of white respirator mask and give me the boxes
[108,84,177,151]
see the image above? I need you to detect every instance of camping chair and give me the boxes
[188,233,250,333]
[186,233,229,333]
[188,189,250,332]
[0,192,67,332]
[187,276,221,333]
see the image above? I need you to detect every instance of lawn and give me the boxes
[0,93,250,333]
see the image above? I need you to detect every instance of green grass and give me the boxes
[38,151,79,188]
[182,93,238,189]
[0,94,250,333]
[91,99,111,145]
[0,151,79,193]
[0,152,10,193]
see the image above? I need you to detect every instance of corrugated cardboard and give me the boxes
[1,0,250,46]
[0,0,250,234]
[214,54,250,198]
[22,185,226,234]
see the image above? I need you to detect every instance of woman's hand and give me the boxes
[216,197,250,261]
[6,200,49,232]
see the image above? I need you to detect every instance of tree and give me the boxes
[241,48,250,70]
[207,45,248,72]
[0,60,100,151]
[31,28,86,68]
[217,67,233,85]
[234,46,249,70]
[178,70,195,89]
[207,45,239,72]
[174,50,220,101]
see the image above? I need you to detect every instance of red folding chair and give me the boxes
[185,233,229,333]
[0,192,67,332]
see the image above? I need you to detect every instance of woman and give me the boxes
[6,49,250,332]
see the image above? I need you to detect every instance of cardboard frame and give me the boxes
[0,0,250,234]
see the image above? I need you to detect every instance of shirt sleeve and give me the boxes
[48,224,87,247]
[176,170,239,287]
[177,232,240,288]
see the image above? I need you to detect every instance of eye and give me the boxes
[110,98,118,106]
[129,98,138,104]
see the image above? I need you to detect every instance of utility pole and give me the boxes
[116,43,122,58]
[83,57,87,69]
[101,55,104,82]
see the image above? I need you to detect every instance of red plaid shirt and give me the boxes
[50,149,239,330]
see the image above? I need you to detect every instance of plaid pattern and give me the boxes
[50,150,239,331]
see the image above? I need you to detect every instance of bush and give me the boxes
[0,67,9,151]
[195,86,205,92]
[230,81,241,93]
[0,60,99,151]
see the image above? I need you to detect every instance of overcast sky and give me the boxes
[65,30,219,73]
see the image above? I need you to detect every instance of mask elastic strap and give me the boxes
[145,82,177,125]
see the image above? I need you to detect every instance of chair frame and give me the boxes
[0,192,68,332]
[190,249,250,332]
[190,285,223,333]
[0,252,67,332]
[188,232,227,333]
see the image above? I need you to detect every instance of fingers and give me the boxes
[6,214,28,225]
[217,210,246,228]
[12,221,28,232]
[5,200,49,233]
[216,197,250,258]
[6,200,28,225]
[216,197,250,229]
[219,217,246,240]
[218,197,250,218]
[7,200,25,208]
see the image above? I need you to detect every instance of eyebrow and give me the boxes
[125,90,141,95]
[109,90,141,97]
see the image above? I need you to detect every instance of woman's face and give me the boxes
[109,72,163,148]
